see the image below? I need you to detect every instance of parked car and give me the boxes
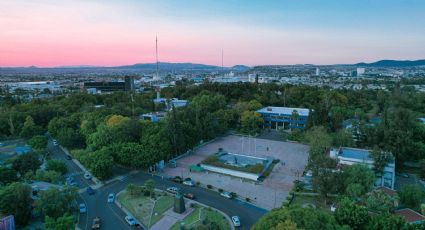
[184,193,195,199]
[84,173,92,180]
[107,193,115,203]
[183,178,195,186]
[87,187,95,195]
[65,155,72,160]
[166,187,179,194]
[125,215,137,226]
[53,140,58,146]
[79,203,87,213]
[172,176,183,183]
[92,217,101,229]
[220,191,232,199]
[232,216,241,227]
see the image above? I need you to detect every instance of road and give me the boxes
[47,141,267,230]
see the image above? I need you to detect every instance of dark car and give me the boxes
[184,193,195,199]
[65,155,72,160]
[172,176,183,183]
[87,187,95,195]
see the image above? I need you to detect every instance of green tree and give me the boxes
[144,179,155,197]
[305,126,332,160]
[0,182,33,226]
[343,164,375,198]
[33,169,62,184]
[87,148,114,179]
[28,135,48,150]
[370,146,393,173]
[45,213,75,230]
[398,184,424,210]
[335,197,369,229]
[365,190,396,214]
[35,187,77,219]
[365,214,405,230]
[240,111,263,135]
[311,154,339,203]
[20,115,43,138]
[0,166,18,185]
[253,206,341,230]
[126,183,142,197]
[46,159,68,175]
[419,159,425,180]
[12,152,41,175]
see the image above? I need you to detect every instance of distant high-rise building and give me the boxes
[124,76,135,91]
[315,67,320,76]
[356,68,365,76]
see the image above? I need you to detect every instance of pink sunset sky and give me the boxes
[1,0,424,67]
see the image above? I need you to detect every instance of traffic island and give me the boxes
[116,188,174,228]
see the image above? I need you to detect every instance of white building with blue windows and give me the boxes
[330,147,395,189]
[256,106,310,130]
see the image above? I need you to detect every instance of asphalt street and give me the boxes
[48,141,267,230]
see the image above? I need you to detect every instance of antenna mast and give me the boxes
[156,34,159,80]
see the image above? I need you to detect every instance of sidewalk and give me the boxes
[150,205,194,230]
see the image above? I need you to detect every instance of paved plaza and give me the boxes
[163,135,309,210]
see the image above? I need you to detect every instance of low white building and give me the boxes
[330,147,395,189]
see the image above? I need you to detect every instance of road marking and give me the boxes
[107,202,131,229]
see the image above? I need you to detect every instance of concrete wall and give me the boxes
[200,164,259,181]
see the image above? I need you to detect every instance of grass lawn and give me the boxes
[118,190,174,228]
[170,204,230,230]
[291,194,336,211]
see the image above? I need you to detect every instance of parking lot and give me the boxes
[163,135,309,210]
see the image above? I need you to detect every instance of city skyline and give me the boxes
[1,0,425,67]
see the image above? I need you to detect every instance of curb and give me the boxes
[60,145,103,186]
[115,190,147,229]
[188,199,235,230]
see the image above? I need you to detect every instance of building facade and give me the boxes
[256,106,309,129]
[330,147,395,189]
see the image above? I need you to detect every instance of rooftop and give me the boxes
[257,106,310,116]
[374,186,398,196]
[394,209,425,223]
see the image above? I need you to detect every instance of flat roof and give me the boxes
[257,106,309,116]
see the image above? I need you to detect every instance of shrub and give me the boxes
[245,197,251,202]
[218,188,224,193]
[207,184,213,189]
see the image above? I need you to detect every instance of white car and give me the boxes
[107,193,115,203]
[79,203,87,213]
[166,187,179,194]
[220,191,232,199]
[125,216,137,226]
[183,180,194,187]
[232,216,241,227]
[84,173,92,180]
[53,140,58,146]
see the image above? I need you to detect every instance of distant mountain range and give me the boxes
[355,59,425,67]
[0,62,251,72]
[116,62,250,71]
